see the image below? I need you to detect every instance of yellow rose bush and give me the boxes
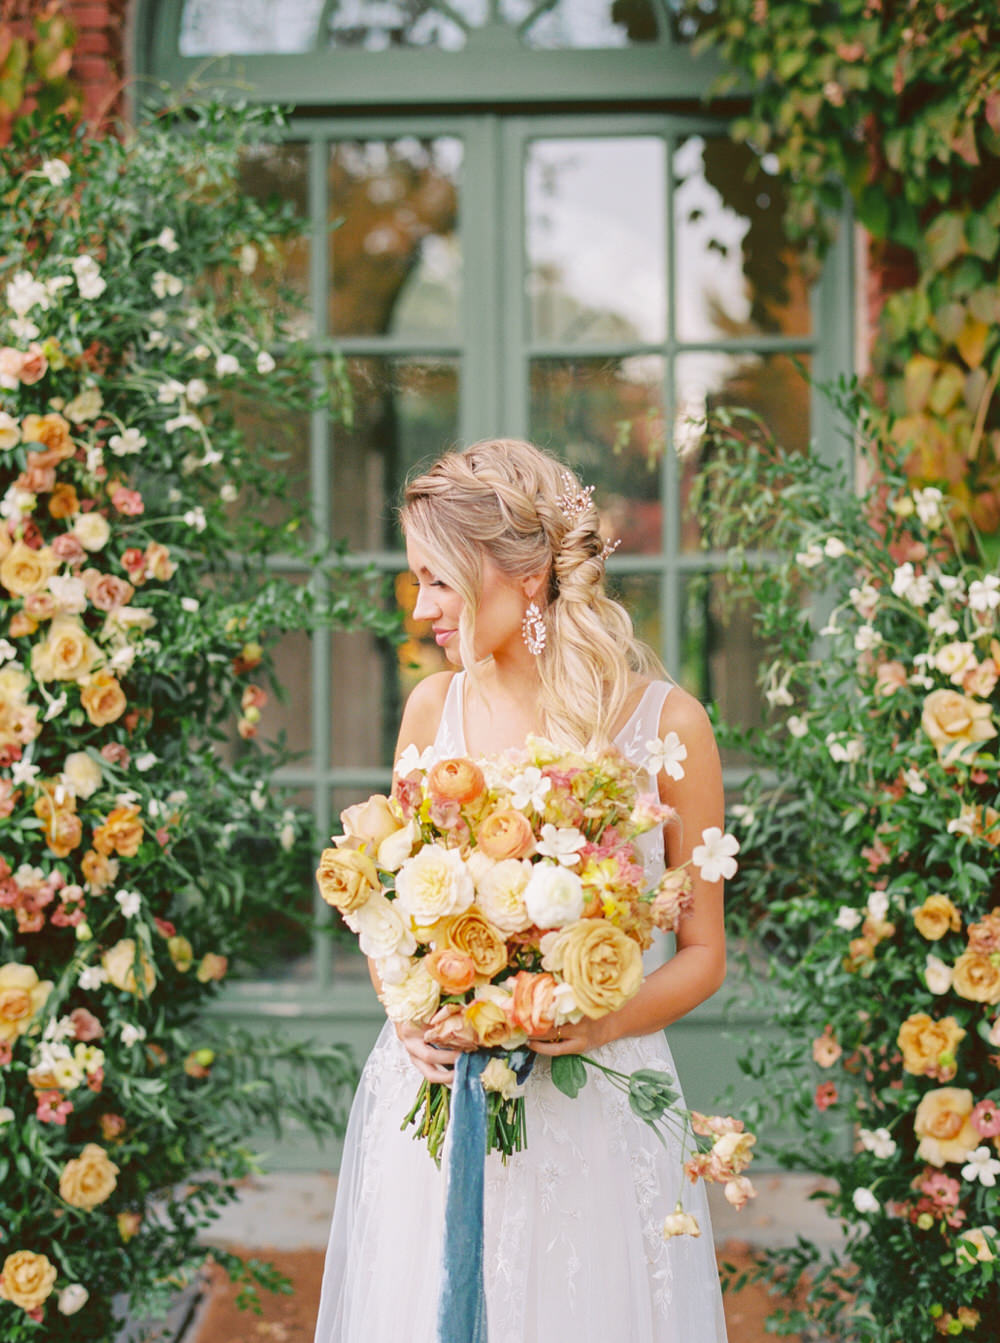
[697,402,1000,1341]
[0,90,389,1341]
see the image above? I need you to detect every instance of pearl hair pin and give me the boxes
[556,471,595,524]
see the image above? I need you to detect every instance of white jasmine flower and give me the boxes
[239,243,259,274]
[903,768,927,795]
[11,758,40,787]
[796,542,824,568]
[256,350,275,374]
[45,275,74,297]
[913,487,944,528]
[787,715,808,738]
[6,270,49,316]
[891,563,933,607]
[220,482,238,503]
[157,378,185,404]
[852,1187,880,1215]
[43,693,68,721]
[968,575,1000,613]
[72,255,106,300]
[854,625,882,652]
[928,606,959,638]
[849,583,879,619]
[924,954,952,995]
[215,352,241,377]
[152,269,184,299]
[961,1147,1000,1187]
[826,733,863,764]
[824,536,846,557]
[535,823,587,867]
[764,666,794,707]
[183,506,207,532]
[109,427,146,456]
[115,888,142,918]
[185,378,208,404]
[859,1127,896,1159]
[167,413,202,435]
[119,1022,147,1047]
[155,227,179,252]
[8,316,39,341]
[644,731,687,779]
[78,964,108,991]
[395,742,437,775]
[509,766,552,813]
[181,597,200,613]
[691,827,740,883]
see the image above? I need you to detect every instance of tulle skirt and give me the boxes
[314,1023,728,1343]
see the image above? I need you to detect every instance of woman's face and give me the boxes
[406,537,529,666]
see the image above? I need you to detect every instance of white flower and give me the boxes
[48,574,87,614]
[394,742,437,775]
[0,639,15,662]
[120,1022,147,1047]
[279,822,296,852]
[379,960,439,1024]
[849,583,879,619]
[157,378,185,404]
[947,805,977,838]
[853,625,882,652]
[787,715,808,738]
[134,752,158,772]
[535,823,586,867]
[825,733,863,764]
[481,1057,521,1099]
[72,511,111,551]
[58,1284,89,1316]
[968,575,1000,613]
[185,378,208,404]
[395,844,475,924]
[40,158,71,186]
[220,482,238,503]
[11,758,40,787]
[729,803,756,829]
[183,507,207,532]
[192,343,212,360]
[109,427,147,457]
[65,386,103,423]
[508,766,552,813]
[824,536,846,557]
[8,315,39,341]
[796,543,824,568]
[852,1187,880,1215]
[691,827,740,883]
[1,485,35,522]
[374,952,412,986]
[0,1105,15,1127]
[256,350,275,374]
[961,1147,1000,1187]
[215,352,241,377]
[935,641,976,683]
[927,606,959,638]
[6,270,49,316]
[152,269,184,299]
[859,1127,896,1159]
[239,243,259,274]
[913,487,944,528]
[903,768,927,795]
[72,256,106,299]
[890,563,933,607]
[146,330,169,349]
[167,413,202,434]
[662,1208,701,1239]
[835,905,862,931]
[249,783,268,812]
[155,227,179,252]
[925,954,953,995]
[474,858,533,934]
[523,861,585,929]
[350,890,418,959]
[644,731,687,779]
[866,890,890,922]
[43,693,67,721]
[115,888,142,918]
[78,964,108,991]
[181,597,200,614]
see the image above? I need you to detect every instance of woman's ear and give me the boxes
[521,569,549,602]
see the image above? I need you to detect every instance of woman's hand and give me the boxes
[394,1020,464,1085]
[527,1014,613,1057]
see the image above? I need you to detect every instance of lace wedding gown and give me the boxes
[314,675,728,1343]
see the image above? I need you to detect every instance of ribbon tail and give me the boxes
[437,1050,490,1343]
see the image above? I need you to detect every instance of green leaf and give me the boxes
[857,186,891,240]
[923,212,966,272]
[550,1053,587,1099]
[966,211,999,261]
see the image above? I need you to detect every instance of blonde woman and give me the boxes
[315,439,729,1342]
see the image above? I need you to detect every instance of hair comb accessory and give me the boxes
[600,537,621,562]
[557,471,595,524]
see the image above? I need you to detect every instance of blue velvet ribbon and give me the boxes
[437,1048,535,1343]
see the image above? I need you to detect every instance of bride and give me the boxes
[314,438,730,1342]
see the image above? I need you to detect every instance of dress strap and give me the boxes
[433,671,467,757]
[616,681,673,769]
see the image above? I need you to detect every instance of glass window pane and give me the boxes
[674,135,809,341]
[611,572,662,665]
[331,356,460,550]
[180,0,325,53]
[238,142,311,331]
[224,394,312,537]
[326,0,485,49]
[526,138,666,344]
[530,356,665,554]
[507,0,661,47]
[674,351,812,552]
[330,138,462,337]
[233,785,317,982]
[256,576,314,766]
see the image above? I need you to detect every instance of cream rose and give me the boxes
[542,919,643,1019]
[316,846,380,916]
[952,950,1000,1004]
[0,962,53,1042]
[337,793,404,851]
[0,1250,57,1311]
[921,688,996,760]
[62,750,102,799]
[957,1227,998,1264]
[58,1283,90,1315]
[523,861,585,930]
[31,615,100,682]
[72,511,111,552]
[379,961,440,1024]
[376,819,418,872]
[480,1057,520,1099]
[0,540,59,597]
[59,1143,119,1209]
[913,1087,980,1166]
[897,1013,966,1077]
[474,857,533,934]
[102,938,156,997]
[394,844,475,924]
[346,891,416,959]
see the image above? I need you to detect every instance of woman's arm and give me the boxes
[531,687,727,1056]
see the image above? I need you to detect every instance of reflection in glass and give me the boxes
[331,357,460,550]
[508,0,661,47]
[330,138,462,337]
[235,785,317,982]
[326,0,485,49]
[225,396,311,536]
[674,351,812,552]
[674,136,808,341]
[180,0,325,53]
[255,584,314,767]
[526,138,666,344]
[238,142,311,334]
[530,357,665,554]
[611,572,662,666]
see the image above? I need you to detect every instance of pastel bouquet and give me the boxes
[316,736,754,1225]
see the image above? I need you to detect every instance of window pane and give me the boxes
[674,136,809,341]
[530,356,665,554]
[326,0,485,49]
[258,616,314,766]
[234,784,317,982]
[238,142,311,332]
[507,0,661,47]
[526,138,666,344]
[611,572,662,665]
[674,351,812,552]
[331,357,460,550]
[329,138,463,337]
[180,0,325,53]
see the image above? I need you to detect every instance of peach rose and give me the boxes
[0,347,23,384]
[316,846,380,915]
[897,1013,966,1078]
[428,757,486,806]
[424,947,477,994]
[508,970,558,1035]
[59,1142,119,1209]
[338,793,404,851]
[921,688,996,760]
[0,1250,57,1311]
[42,806,83,859]
[102,938,156,997]
[952,950,1000,1004]
[20,412,73,460]
[913,1087,980,1165]
[31,616,100,682]
[912,894,962,941]
[477,808,535,860]
[19,343,48,385]
[79,671,127,727]
[23,591,56,620]
[93,804,144,857]
[424,1001,478,1049]
[440,908,508,978]
[464,997,515,1047]
[543,918,643,1018]
[0,540,60,597]
[0,963,53,1043]
[8,611,36,638]
[196,953,228,983]
[874,660,908,695]
[83,570,134,612]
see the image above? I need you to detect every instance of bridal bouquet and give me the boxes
[316,737,753,1220]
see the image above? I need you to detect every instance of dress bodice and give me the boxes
[433,671,672,887]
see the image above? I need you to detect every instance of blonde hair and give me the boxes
[399,438,665,751]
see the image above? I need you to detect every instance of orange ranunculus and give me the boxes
[424,947,478,994]
[79,671,127,727]
[440,908,508,978]
[912,894,962,941]
[477,808,535,860]
[921,688,995,761]
[508,970,558,1035]
[897,1013,966,1078]
[92,804,144,858]
[428,757,486,807]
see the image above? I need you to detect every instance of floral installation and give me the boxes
[694,395,1000,1341]
[317,738,754,1237]
[0,100,391,1340]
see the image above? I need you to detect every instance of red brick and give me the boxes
[68,2,115,24]
[76,30,112,55]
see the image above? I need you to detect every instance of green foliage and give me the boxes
[694,395,1000,1341]
[0,97,398,1339]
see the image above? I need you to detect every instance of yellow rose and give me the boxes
[102,938,156,997]
[913,1087,980,1166]
[63,751,102,800]
[544,918,643,1019]
[0,540,59,597]
[79,670,127,727]
[81,848,118,893]
[21,411,73,459]
[896,1013,966,1077]
[316,846,380,915]
[59,1143,119,1210]
[0,1250,57,1311]
[0,963,53,1043]
[338,793,404,851]
[30,616,100,683]
[463,996,514,1047]
[440,908,508,979]
[912,894,962,941]
[921,688,996,761]
[952,950,1000,1004]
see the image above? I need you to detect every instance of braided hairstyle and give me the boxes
[399,438,664,750]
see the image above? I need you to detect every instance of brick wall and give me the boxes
[66,0,129,126]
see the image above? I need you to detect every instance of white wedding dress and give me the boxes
[314,675,728,1343]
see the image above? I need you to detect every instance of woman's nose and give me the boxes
[412,585,440,621]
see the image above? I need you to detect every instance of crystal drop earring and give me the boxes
[521,600,546,656]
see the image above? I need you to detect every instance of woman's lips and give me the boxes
[434,629,455,646]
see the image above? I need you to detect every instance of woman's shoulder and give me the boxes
[396,670,459,752]
[657,680,713,738]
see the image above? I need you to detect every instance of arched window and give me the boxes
[136,3,854,1035]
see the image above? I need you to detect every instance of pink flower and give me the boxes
[51,532,87,564]
[971,1099,1000,1138]
[111,486,144,516]
[0,1040,12,1066]
[100,742,131,767]
[917,1169,961,1209]
[812,1026,843,1068]
[50,903,85,927]
[36,1090,73,1124]
[814,1081,838,1111]
[69,1007,103,1042]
